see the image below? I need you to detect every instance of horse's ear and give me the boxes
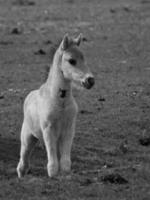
[60,34,70,50]
[74,33,83,46]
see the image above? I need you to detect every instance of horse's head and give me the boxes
[57,34,95,89]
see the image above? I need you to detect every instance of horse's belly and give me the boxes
[58,109,76,133]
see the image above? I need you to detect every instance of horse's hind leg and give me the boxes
[17,122,37,178]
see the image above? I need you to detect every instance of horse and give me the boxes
[17,34,95,178]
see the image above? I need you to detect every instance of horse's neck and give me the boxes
[44,52,72,99]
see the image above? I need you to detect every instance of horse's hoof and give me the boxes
[60,159,71,173]
[17,161,28,178]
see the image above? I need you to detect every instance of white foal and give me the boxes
[17,34,95,178]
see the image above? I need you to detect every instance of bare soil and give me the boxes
[0,0,150,199]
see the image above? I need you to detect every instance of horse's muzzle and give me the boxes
[82,77,95,89]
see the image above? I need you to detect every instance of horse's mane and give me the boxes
[44,39,61,81]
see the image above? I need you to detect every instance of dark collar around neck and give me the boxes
[59,88,67,98]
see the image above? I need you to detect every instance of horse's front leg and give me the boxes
[59,119,76,173]
[42,124,59,177]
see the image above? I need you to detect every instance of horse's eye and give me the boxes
[68,58,76,66]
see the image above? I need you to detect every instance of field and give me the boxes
[0,0,150,199]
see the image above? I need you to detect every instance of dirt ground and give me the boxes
[0,0,150,199]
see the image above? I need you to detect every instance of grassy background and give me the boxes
[0,0,150,199]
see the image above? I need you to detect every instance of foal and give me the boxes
[17,34,95,178]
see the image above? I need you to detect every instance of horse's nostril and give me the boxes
[87,77,95,87]
[82,77,95,89]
